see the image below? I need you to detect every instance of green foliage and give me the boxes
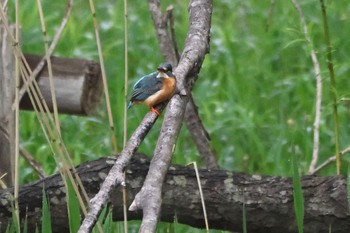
[41,188,52,233]
[14,0,350,180]
[100,208,115,233]
[5,199,21,233]
[7,0,350,232]
[66,178,81,233]
[292,154,304,233]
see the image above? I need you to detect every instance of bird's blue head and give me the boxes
[157,63,173,73]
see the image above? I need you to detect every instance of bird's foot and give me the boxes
[150,106,160,116]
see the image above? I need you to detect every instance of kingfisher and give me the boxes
[128,63,176,115]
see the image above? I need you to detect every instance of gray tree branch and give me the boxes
[77,110,160,233]
[129,0,213,232]
[148,0,218,169]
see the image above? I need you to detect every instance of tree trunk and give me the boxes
[0,153,348,233]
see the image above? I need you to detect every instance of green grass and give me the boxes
[6,0,350,232]
[66,177,81,233]
[42,188,52,233]
[292,154,304,233]
[15,0,350,177]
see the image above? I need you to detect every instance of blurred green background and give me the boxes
[13,0,349,191]
[7,0,350,232]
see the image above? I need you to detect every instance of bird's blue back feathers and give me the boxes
[129,72,163,102]
[133,72,158,89]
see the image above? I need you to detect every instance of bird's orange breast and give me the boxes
[143,77,176,107]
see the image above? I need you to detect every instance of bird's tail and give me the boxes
[127,101,133,109]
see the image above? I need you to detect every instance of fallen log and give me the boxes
[0,153,348,233]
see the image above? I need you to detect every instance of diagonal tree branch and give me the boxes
[78,110,161,232]
[148,0,218,169]
[148,0,178,66]
[129,0,213,232]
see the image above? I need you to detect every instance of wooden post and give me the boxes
[20,54,103,115]
[0,25,16,188]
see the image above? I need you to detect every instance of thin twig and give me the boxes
[319,0,340,175]
[148,0,177,66]
[17,0,73,102]
[36,0,61,135]
[0,173,7,189]
[14,0,20,231]
[0,1,94,226]
[310,146,350,175]
[88,0,119,154]
[189,162,209,231]
[290,0,323,174]
[123,0,129,149]
[166,5,180,61]
[19,145,46,179]
[123,0,129,231]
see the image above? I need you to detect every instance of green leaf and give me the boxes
[22,213,28,233]
[10,204,20,233]
[66,177,81,233]
[102,209,113,233]
[283,38,306,49]
[42,188,52,233]
[292,155,304,233]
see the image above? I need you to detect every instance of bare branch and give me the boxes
[166,5,180,62]
[129,0,213,231]
[148,0,217,169]
[77,111,160,232]
[290,0,323,174]
[148,0,177,66]
[310,146,350,175]
[19,145,46,179]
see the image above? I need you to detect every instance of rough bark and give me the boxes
[0,153,349,233]
[19,54,103,115]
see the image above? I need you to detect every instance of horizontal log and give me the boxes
[0,154,349,233]
[19,54,103,115]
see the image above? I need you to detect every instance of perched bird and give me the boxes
[128,63,176,115]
